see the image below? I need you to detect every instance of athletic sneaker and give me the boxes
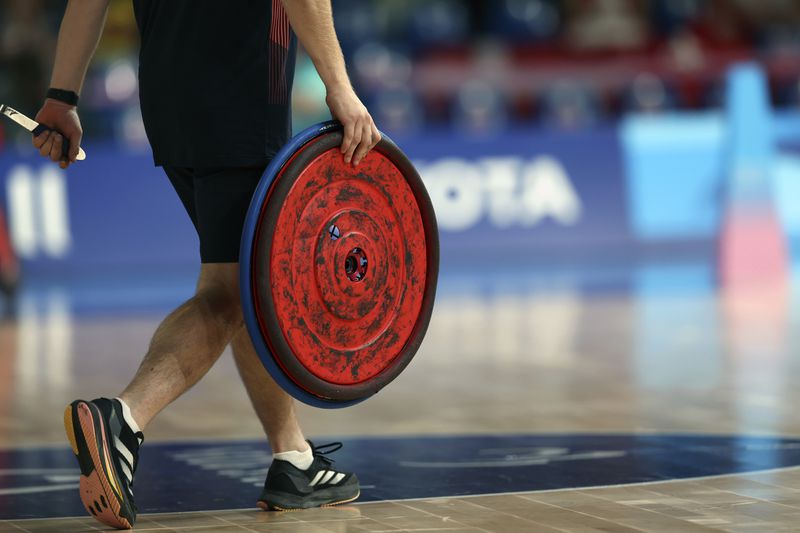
[257,441,360,510]
[63,398,143,530]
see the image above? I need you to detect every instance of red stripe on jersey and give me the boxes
[268,0,291,104]
[270,0,290,49]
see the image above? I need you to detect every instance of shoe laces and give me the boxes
[309,441,343,467]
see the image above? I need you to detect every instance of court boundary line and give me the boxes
[4,464,800,523]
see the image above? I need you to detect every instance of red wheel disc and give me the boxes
[251,131,438,402]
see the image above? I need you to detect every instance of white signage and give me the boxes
[6,165,72,259]
[417,156,582,231]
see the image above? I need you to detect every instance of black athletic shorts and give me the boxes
[134,0,296,167]
[164,165,266,263]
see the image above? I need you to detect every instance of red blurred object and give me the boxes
[0,207,20,308]
[718,207,788,288]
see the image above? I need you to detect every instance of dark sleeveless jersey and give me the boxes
[132,0,297,166]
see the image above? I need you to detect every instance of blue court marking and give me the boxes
[3,433,800,519]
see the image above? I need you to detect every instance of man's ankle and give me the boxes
[269,431,309,455]
[273,447,313,470]
[115,397,143,434]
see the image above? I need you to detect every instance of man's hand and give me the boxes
[34,0,110,168]
[326,85,381,167]
[278,0,380,166]
[32,99,83,169]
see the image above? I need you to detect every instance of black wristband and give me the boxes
[46,88,79,106]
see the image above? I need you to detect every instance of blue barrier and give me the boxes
[1,110,799,277]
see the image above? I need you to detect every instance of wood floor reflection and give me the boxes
[2,274,799,531]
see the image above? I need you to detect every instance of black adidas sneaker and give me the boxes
[257,441,360,510]
[64,398,144,529]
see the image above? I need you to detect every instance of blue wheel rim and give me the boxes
[239,121,364,409]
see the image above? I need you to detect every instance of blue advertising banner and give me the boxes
[0,127,631,275]
[0,110,798,277]
[393,127,631,255]
[0,147,196,276]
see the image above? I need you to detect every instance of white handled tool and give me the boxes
[0,104,86,161]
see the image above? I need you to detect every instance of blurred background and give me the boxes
[4,5,800,524]
[0,0,800,479]
[0,0,800,282]
[0,0,798,321]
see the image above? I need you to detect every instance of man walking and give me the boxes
[33,1,380,529]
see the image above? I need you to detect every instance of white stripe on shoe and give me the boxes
[309,469,347,487]
[309,471,325,486]
[119,460,133,485]
[319,471,336,485]
[114,435,134,468]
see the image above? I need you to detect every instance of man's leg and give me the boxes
[120,263,243,428]
[230,304,360,511]
[231,328,308,453]
[65,263,245,529]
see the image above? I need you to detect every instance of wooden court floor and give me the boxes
[2,272,800,531]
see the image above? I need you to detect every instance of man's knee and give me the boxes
[195,263,243,328]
